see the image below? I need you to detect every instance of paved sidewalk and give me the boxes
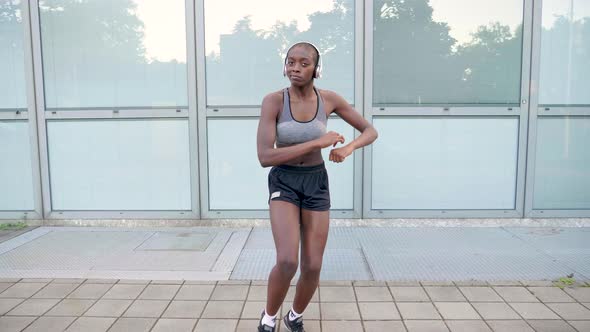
[0,226,37,244]
[0,278,589,332]
[1,226,589,282]
[0,225,589,330]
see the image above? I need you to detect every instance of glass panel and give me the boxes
[0,0,27,109]
[39,0,187,108]
[207,117,354,210]
[321,117,354,209]
[204,0,354,106]
[47,119,191,210]
[372,117,518,209]
[539,0,590,105]
[533,117,590,209]
[373,0,523,105]
[0,121,35,210]
[207,119,269,210]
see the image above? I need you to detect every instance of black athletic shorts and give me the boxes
[268,162,331,211]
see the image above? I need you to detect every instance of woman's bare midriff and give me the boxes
[283,148,324,166]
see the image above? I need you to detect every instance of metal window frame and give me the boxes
[196,0,363,219]
[0,110,29,120]
[362,0,534,218]
[25,0,200,220]
[524,0,590,218]
[43,109,189,119]
[5,0,586,221]
[0,0,43,220]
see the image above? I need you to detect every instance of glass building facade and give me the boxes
[0,0,588,220]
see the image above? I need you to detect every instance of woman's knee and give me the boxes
[276,257,298,277]
[300,258,322,276]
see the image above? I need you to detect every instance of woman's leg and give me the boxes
[292,209,330,313]
[265,200,301,315]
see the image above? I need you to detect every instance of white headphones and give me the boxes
[283,41,322,79]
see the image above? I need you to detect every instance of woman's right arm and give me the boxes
[256,93,344,168]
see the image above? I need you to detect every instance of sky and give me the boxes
[542,0,590,28]
[134,0,187,62]
[131,0,589,63]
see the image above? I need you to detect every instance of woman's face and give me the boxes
[285,45,316,86]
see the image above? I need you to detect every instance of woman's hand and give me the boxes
[329,145,354,163]
[316,131,345,149]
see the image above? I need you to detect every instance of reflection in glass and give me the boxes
[47,119,191,210]
[373,0,523,105]
[534,117,590,209]
[207,117,354,210]
[372,117,518,209]
[39,0,187,108]
[0,121,35,210]
[0,0,27,109]
[539,0,590,105]
[204,0,354,106]
[207,119,270,210]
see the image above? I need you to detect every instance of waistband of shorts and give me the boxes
[275,162,326,174]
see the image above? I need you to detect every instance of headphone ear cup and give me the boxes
[314,62,321,79]
[314,52,322,79]
[283,54,289,77]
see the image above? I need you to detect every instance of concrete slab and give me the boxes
[0,227,249,281]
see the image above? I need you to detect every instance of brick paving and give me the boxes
[1,278,589,331]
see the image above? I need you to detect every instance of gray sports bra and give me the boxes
[276,87,327,147]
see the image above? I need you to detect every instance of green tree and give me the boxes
[455,23,522,104]
[373,0,458,104]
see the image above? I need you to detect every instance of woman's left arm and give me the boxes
[326,91,378,163]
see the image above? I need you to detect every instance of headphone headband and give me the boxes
[283,41,322,79]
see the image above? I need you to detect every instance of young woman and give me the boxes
[256,42,378,332]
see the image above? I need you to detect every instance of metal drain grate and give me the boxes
[230,248,371,280]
